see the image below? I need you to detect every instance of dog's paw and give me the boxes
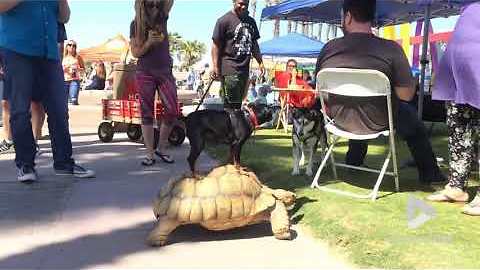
[291,170,300,176]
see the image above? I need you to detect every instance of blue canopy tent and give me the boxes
[260,33,325,58]
[261,0,473,26]
[261,0,479,118]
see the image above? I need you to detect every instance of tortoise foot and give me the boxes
[274,230,292,240]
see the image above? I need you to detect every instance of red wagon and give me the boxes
[97,63,186,146]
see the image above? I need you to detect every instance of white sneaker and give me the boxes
[17,165,38,182]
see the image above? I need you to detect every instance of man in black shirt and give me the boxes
[211,0,265,110]
[314,0,444,184]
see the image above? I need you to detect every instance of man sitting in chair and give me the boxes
[314,0,445,185]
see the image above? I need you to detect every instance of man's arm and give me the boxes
[252,41,265,78]
[211,41,221,80]
[391,42,416,102]
[0,0,21,13]
[58,0,70,23]
[130,38,153,59]
[394,85,415,102]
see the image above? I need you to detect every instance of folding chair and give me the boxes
[311,68,399,201]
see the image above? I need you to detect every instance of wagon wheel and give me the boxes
[98,122,114,142]
[127,124,142,141]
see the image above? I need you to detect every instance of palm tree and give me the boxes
[180,40,206,70]
[169,32,184,58]
[250,0,257,18]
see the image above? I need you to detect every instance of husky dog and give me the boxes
[291,106,327,176]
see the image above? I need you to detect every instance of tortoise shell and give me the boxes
[153,165,276,223]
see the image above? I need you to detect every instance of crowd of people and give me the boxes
[0,0,478,217]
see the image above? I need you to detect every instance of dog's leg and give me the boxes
[306,143,317,177]
[227,145,235,165]
[231,143,241,166]
[292,140,301,176]
[187,136,205,175]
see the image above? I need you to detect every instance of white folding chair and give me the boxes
[311,68,399,201]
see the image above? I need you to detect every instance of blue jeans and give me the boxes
[346,101,443,183]
[65,80,80,104]
[3,49,74,170]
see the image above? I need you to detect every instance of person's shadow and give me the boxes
[0,220,285,269]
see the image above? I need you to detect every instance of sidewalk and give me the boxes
[0,104,350,269]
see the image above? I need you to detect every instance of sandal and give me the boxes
[426,186,469,203]
[141,157,156,166]
[155,151,175,164]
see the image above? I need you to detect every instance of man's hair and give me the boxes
[342,0,376,23]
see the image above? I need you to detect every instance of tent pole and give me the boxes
[418,4,431,120]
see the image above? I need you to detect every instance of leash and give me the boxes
[194,79,215,112]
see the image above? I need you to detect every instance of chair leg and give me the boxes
[330,148,338,179]
[311,141,336,188]
[390,134,400,192]
[370,150,392,201]
[328,135,338,179]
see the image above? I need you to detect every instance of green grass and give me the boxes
[207,125,480,269]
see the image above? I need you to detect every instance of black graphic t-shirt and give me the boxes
[212,11,260,76]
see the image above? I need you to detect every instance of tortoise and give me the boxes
[147,165,296,246]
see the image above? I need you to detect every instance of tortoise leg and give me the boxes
[270,201,292,240]
[147,217,180,247]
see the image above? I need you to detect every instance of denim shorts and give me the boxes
[0,80,4,100]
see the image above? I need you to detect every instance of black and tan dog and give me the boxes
[291,103,328,176]
[186,107,271,174]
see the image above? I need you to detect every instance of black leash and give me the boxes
[194,79,215,112]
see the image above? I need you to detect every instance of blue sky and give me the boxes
[67,0,458,50]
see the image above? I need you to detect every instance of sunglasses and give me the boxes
[287,64,297,68]
[67,44,76,47]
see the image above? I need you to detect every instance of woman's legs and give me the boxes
[156,119,173,155]
[142,124,155,160]
[427,102,478,203]
[154,73,179,163]
[31,101,45,141]
[446,102,477,190]
[138,71,157,164]
[68,80,80,105]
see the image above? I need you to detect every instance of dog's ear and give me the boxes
[291,107,301,119]
[307,109,320,120]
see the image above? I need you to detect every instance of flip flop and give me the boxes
[155,151,175,164]
[426,189,469,203]
[141,157,156,166]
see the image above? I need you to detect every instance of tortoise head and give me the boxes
[271,189,296,207]
[152,196,162,219]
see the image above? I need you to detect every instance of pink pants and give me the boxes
[136,70,179,125]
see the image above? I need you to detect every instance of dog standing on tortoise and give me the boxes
[186,107,271,174]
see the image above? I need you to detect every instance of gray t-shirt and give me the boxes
[212,11,260,76]
[315,33,413,135]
